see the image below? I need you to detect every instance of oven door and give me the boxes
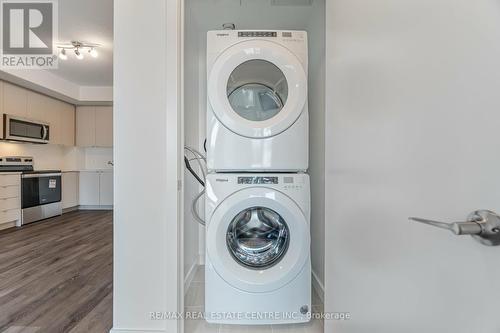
[22,174,62,209]
[4,114,50,144]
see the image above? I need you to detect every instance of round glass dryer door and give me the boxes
[227,60,288,122]
[207,40,307,139]
[226,206,290,269]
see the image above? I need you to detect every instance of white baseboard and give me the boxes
[110,329,165,333]
[62,206,79,214]
[184,257,199,295]
[79,205,113,210]
[312,270,325,303]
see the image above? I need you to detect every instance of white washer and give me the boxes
[206,30,308,172]
[205,173,311,325]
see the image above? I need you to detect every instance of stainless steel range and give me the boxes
[0,157,62,225]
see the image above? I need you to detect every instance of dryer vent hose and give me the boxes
[184,146,207,226]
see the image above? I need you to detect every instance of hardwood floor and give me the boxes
[0,210,113,333]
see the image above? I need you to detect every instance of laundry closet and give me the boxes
[182,0,325,331]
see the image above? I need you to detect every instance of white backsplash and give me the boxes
[0,142,113,171]
[84,147,114,170]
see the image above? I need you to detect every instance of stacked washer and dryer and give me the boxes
[204,30,311,325]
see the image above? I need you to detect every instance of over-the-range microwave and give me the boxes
[3,114,50,144]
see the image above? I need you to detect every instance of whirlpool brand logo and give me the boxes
[1,0,58,69]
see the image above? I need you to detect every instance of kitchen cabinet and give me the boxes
[60,102,75,146]
[76,106,96,147]
[2,82,28,118]
[95,107,113,147]
[0,81,3,114]
[62,172,79,210]
[98,171,114,206]
[76,106,113,148]
[0,173,21,230]
[0,81,76,146]
[27,92,63,145]
[79,171,113,209]
[79,171,100,206]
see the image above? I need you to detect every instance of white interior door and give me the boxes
[325,0,500,332]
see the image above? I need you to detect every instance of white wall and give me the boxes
[184,0,326,291]
[112,0,182,332]
[325,0,500,332]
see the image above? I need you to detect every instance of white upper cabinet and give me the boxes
[76,106,113,147]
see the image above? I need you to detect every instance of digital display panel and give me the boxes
[238,31,277,38]
[238,177,279,184]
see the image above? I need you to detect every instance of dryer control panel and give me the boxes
[238,176,278,184]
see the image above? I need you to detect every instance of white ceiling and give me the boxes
[47,0,113,86]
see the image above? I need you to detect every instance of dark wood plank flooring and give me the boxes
[0,210,113,333]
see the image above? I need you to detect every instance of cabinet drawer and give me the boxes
[0,175,20,187]
[0,197,20,211]
[0,208,20,224]
[0,185,20,199]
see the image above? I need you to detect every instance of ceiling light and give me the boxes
[59,48,67,60]
[89,48,98,58]
[75,48,84,60]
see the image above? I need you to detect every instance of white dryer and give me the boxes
[206,30,308,172]
[205,173,311,325]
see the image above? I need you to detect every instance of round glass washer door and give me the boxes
[227,60,288,122]
[227,206,290,269]
[208,40,307,139]
[206,187,310,293]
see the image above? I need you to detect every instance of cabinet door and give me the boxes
[3,82,28,118]
[79,172,100,206]
[27,91,50,121]
[76,106,96,147]
[62,172,79,209]
[45,98,63,145]
[95,106,113,147]
[99,171,113,206]
[0,81,3,135]
[60,102,75,146]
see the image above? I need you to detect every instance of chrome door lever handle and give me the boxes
[409,210,500,246]
[408,217,482,235]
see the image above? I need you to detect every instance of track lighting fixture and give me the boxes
[58,48,67,60]
[75,48,84,60]
[89,48,98,58]
[56,41,101,61]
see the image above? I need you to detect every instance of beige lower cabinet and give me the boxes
[0,173,21,230]
[62,172,79,210]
